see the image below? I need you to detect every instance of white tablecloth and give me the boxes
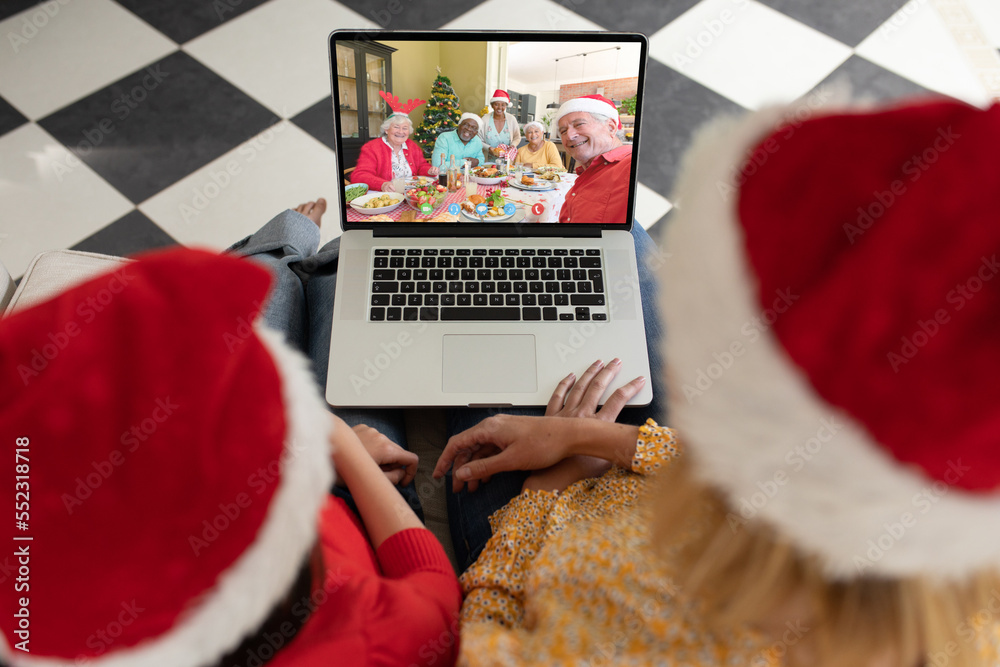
[500,173,576,223]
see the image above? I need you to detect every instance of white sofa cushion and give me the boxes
[3,250,129,316]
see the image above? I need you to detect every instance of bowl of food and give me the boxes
[349,192,405,215]
[469,164,504,185]
[404,183,448,209]
[344,182,369,203]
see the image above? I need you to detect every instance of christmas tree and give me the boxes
[413,69,462,159]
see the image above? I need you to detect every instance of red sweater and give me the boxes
[351,138,433,191]
[559,144,633,224]
[269,496,461,667]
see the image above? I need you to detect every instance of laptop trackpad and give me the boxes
[442,335,537,394]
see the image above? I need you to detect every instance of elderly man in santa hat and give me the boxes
[554,94,632,224]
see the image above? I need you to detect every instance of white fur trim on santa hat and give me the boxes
[660,97,1000,581]
[0,325,334,667]
[554,97,619,127]
[459,112,481,130]
[490,90,511,104]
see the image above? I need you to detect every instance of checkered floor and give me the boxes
[1,0,997,279]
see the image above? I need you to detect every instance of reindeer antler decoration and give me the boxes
[378,90,427,116]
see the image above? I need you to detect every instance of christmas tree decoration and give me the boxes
[413,69,463,158]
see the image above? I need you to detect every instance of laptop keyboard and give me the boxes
[369,247,608,322]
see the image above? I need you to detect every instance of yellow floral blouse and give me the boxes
[458,421,780,666]
[459,421,1000,665]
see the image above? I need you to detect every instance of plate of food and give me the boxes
[350,192,405,215]
[405,175,437,188]
[344,182,369,203]
[460,191,514,221]
[508,173,556,191]
[469,164,504,185]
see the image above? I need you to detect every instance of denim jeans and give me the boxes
[230,210,666,570]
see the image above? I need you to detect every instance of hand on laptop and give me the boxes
[433,359,644,493]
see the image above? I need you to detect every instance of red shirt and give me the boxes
[559,144,633,224]
[269,497,461,667]
[351,138,434,191]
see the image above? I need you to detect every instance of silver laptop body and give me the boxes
[326,30,652,408]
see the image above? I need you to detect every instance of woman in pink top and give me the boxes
[351,114,439,193]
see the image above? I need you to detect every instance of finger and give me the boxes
[434,419,500,478]
[564,359,605,410]
[384,468,405,485]
[398,449,419,469]
[397,450,419,487]
[580,358,624,411]
[463,448,495,487]
[451,448,474,493]
[455,452,507,486]
[545,372,576,416]
[401,459,418,487]
[597,375,646,420]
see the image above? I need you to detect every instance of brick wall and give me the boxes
[558,77,638,105]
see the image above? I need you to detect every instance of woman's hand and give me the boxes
[522,359,642,492]
[427,166,440,176]
[381,181,395,192]
[433,359,644,492]
[545,358,645,421]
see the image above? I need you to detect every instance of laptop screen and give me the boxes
[330,30,646,232]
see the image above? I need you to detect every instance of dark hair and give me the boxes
[214,552,315,667]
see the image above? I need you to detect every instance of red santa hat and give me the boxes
[660,97,1000,580]
[489,89,511,105]
[554,94,622,129]
[0,249,334,665]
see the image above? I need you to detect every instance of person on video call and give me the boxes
[479,89,521,162]
[432,113,484,168]
[514,120,563,170]
[351,99,439,193]
[556,94,632,224]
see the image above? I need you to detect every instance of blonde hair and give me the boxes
[649,455,1000,667]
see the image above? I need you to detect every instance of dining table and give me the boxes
[345,172,578,224]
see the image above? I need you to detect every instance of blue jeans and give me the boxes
[230,211,666,570]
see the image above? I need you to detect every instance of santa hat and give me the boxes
[458,112,481,130]
[660,97,1000,580]
[489,89,511,105]
[0,249,334,665]
[554,94,621,129]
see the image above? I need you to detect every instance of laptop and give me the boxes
[326,29,652,408]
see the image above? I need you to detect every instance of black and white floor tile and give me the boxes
[1,0,997,278]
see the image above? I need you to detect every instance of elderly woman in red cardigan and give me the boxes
[351,92,439,193]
